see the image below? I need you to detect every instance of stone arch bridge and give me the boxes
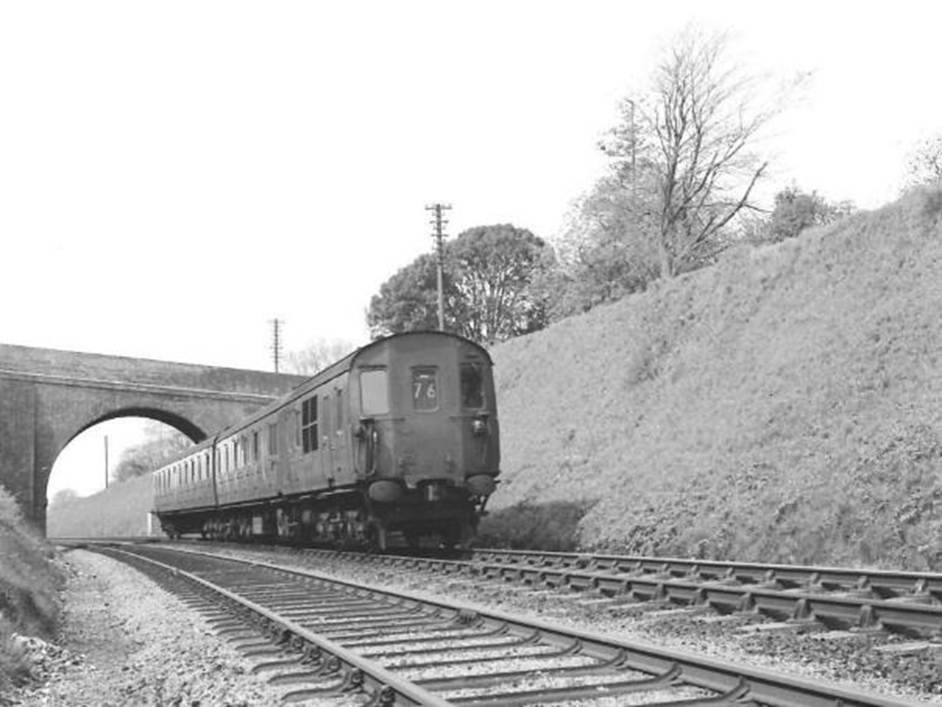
[0,343,307,533]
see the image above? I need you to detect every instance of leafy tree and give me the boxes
[111,424,192,483]
[904,134,942,189]
[367,224,552,345]
[48,488,80,509]
[286,338,357,375]
[542,176,660,319]
[448,225,552,344]
[367,253,465,336]
[763,186,854,243]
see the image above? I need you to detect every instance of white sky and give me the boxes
[1,1,938,498]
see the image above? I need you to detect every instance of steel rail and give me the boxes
[107,543,924,706]
[289,546,942,638]
[99,546,449,706]
[471,548,942,601]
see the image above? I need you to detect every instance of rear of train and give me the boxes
[351,331,500,548]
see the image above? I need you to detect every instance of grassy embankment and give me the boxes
[0,485,62,693]
[485,187,942,569]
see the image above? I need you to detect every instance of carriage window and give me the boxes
[268,422,278,455]
[252,431,259,461]
[460,362,485,408]
[302,396,318,453]
[336,389,343,427]
[412,367,439,411]
[360,369,389,415]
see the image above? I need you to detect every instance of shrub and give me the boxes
[0,485,62,692]
[475,500,593,551]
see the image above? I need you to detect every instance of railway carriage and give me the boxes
[153,331,499,550]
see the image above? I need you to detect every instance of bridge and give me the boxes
[0,343,308,533]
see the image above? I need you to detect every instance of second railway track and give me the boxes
[281,546,942,641]
[89,543,928,706]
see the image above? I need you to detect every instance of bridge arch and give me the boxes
[0,342,306,533]
[62,406,209,451]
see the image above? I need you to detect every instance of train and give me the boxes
[152,331,500,551]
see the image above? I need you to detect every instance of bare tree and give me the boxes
[111,424,192,483]
[601,29,789,278]
[904,134,942,189]
[286,338,357,376]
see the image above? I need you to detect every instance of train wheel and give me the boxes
[443,522,475,551]
[366,522,388,553]
[404,529,422,550]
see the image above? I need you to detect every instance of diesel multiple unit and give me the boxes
[152,332,500,550]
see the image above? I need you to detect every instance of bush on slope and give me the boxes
[0,485,62,690]
[490,187,942,569]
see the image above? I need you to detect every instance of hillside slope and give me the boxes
[490,187,942,570]
[46,473,156,538]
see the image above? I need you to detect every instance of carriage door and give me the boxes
[332,386,348,483]
[321,394,335,486]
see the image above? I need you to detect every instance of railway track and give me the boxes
[90,543,923,706]
[280,546,940,641]
[55,537,942,639]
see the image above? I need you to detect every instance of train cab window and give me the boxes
[302,396,318,453]
[252,431,259,461]
[460,362,485,409]
[336,389,343,428]
[360,368,389,415]
[412,367,439,411]
[268,422,278,455]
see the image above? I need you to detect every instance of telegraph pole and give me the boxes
[626,98,637,201]
[270,318,283,373]
[425,203,451,331]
